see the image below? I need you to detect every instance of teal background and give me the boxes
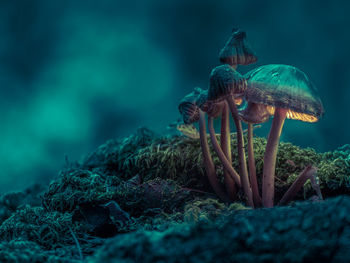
[0,0,349,193]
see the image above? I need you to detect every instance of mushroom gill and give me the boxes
[265,106,319,123]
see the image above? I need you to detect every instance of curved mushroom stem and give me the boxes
[207,116,241,188]
[248,123,262,207]
[199,110,229,202]
[221,102,237,201]
[226,96,254,208]
[262,108,288,208]
[278,165,322,206]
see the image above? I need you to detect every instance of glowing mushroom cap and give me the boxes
[219,28,257,66]
[178,88,203,124]
[244,64,324,122]
[208,64,246,102]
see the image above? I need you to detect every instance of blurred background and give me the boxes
[0,0,349,193]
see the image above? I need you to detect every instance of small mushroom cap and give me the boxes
[178,88,207,124]
[219,28,257,66]
[208,64,246,102]
[178,90,200,124]
[239,102,270,124]
[194,87,208,109]
[245,64,324,122]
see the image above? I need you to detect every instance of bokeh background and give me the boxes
[1,0,349,193]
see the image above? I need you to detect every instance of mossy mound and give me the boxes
[0,184,44,225]
[80,128,350,201]
[0,128,349,262]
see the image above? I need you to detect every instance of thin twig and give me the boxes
[68,226,84,262]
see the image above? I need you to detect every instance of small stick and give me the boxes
[278,165,321,206]
[68,226,84,262]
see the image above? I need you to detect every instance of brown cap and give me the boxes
[219,28,257,66]
[178,88,203,124]
[244,64,324,122]
[208,64,246,102]
[239,102,270,124]
[193,87,208,109]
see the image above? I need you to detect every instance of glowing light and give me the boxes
[266,106,318,123]
[234,97,243,105]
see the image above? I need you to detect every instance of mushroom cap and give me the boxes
[178,88,207,124]
[219,28,257,66]
[178,90,200,124]
[244,64,324,122]
[208,64,246,102]
[194,87,208,109]
[239,102,270,124]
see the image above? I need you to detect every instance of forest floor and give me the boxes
[1,127,350,262]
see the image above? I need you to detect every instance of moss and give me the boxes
[114,178,191,217]
[42,169,117,213]
[0,240,79,263]
[43,128,350,215]
[183,198,248,223]
[79,128,350,203]
[0,184,45,225]
[0,206,79,249]
[0,205,104,261]
[317,157,350,192]
[1,128,350,261]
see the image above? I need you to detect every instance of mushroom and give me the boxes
[178,89,229,202]
[199,87,242,193]
[220,101,237,201]
[219,28,257,69]
[244,64,324,207]
[206,64,253,207]
[238,102,271,207]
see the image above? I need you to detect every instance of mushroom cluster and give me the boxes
[178,29,324,208]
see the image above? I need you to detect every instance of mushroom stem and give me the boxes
[248,123,262,207]
[278,165,321,206]
[221,102,237,201]
[226,96,254,208]
[199,110,229,202]
[262,108,288,208]
[207,116,242,188]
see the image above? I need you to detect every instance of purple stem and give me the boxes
[248,123,262,207]
[207,116,241,188]
[226,96,254,208]
[221,102,237,201]
[199,110,229,202]
[262,108,287,208]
